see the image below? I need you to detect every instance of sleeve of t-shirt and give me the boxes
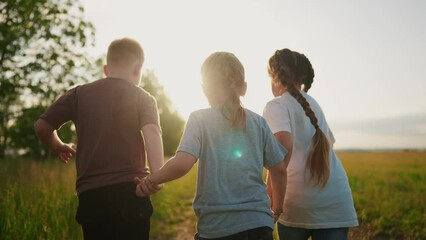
[176,112,201,160]
[138,90,160,129]
[40,87,77,130]
[262,100,291,134]
[315,101,336,144]
[262,119,288,169]
[327,124,336,144]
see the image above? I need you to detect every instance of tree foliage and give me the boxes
[141,70,185,156]
[0,0,183,159]
[0,0,98,158]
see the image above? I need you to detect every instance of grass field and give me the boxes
[339,151,426,240]
[0,151,425,239]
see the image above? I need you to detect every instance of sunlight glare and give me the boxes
[233,149,243,158]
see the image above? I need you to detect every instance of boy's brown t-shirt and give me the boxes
[41,78,160,195]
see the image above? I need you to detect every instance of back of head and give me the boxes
[293,52,314,92]
[201,52,245,90]
[201,52,246,129]
[107,38,144,72]
[268,48,330,188]
[268,49,314,93]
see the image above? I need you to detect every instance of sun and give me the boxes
[84,0,276,120]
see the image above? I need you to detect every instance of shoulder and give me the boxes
[74,78,113,95]
[53,85,81,102]
[138,87,155,99]
[183,108,215,131]
[79,77,108,88]
[301,91,319,105]
[244,108,260,117]
[245,108,266,123]
[190,108,211,115]
[132,87,157,108]
[188,108,214,120]
[263,95,289,115]
[301,92,325,115]
[244,109,271,132]
[266,94,294,107]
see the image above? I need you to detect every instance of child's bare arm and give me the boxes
[150,151,196,184]
[269,131,293,221]
[142,123,164,173]
[268,160,286,221]
[34,118,76,163]
[135,151,196,197]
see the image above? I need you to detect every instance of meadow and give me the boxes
[0,151,425,240]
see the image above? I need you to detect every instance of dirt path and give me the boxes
[172,217,195,240]
[171,198,196,240]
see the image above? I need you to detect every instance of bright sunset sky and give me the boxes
[81,0,426,150]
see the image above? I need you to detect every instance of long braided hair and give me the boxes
[201,52,246,130]
[268,49,330,188]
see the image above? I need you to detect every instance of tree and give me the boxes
[140,70,185,156]
[0,0,98,158]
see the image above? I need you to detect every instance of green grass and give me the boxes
[0,158,197,240]
[338,151,426,240]
[0,159,81,240]
[0,151,425,239]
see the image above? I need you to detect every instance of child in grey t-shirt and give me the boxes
[136,52,288,239]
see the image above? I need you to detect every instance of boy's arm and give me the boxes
[141,123,164,173]
[34,118,76,163]
[136,151,196,197]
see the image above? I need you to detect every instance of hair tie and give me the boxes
[314,124,319,130]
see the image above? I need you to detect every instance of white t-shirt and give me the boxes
[263,91,358,229]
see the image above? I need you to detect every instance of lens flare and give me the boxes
[233,150,243,158]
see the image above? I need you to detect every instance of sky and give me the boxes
[81,0,426,150]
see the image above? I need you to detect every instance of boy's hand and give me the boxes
[54,143,76,164]
[134,176,164,197]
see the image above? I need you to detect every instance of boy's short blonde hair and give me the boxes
[107,38,144,69]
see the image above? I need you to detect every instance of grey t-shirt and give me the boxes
[178,107,287,238]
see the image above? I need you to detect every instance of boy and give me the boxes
[34,38,163,240]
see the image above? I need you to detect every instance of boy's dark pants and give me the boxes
[76,182,153,240]
[195,226,273,240]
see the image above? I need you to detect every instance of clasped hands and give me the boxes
[134,176,164,197]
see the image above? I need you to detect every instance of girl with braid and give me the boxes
[136,52,288,240]
[263,49,358,240]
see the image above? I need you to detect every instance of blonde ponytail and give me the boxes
[201,52,246,130]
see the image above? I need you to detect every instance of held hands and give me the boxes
[272,210,282,223]
[54,143,76,164]
[134,176,164,197]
